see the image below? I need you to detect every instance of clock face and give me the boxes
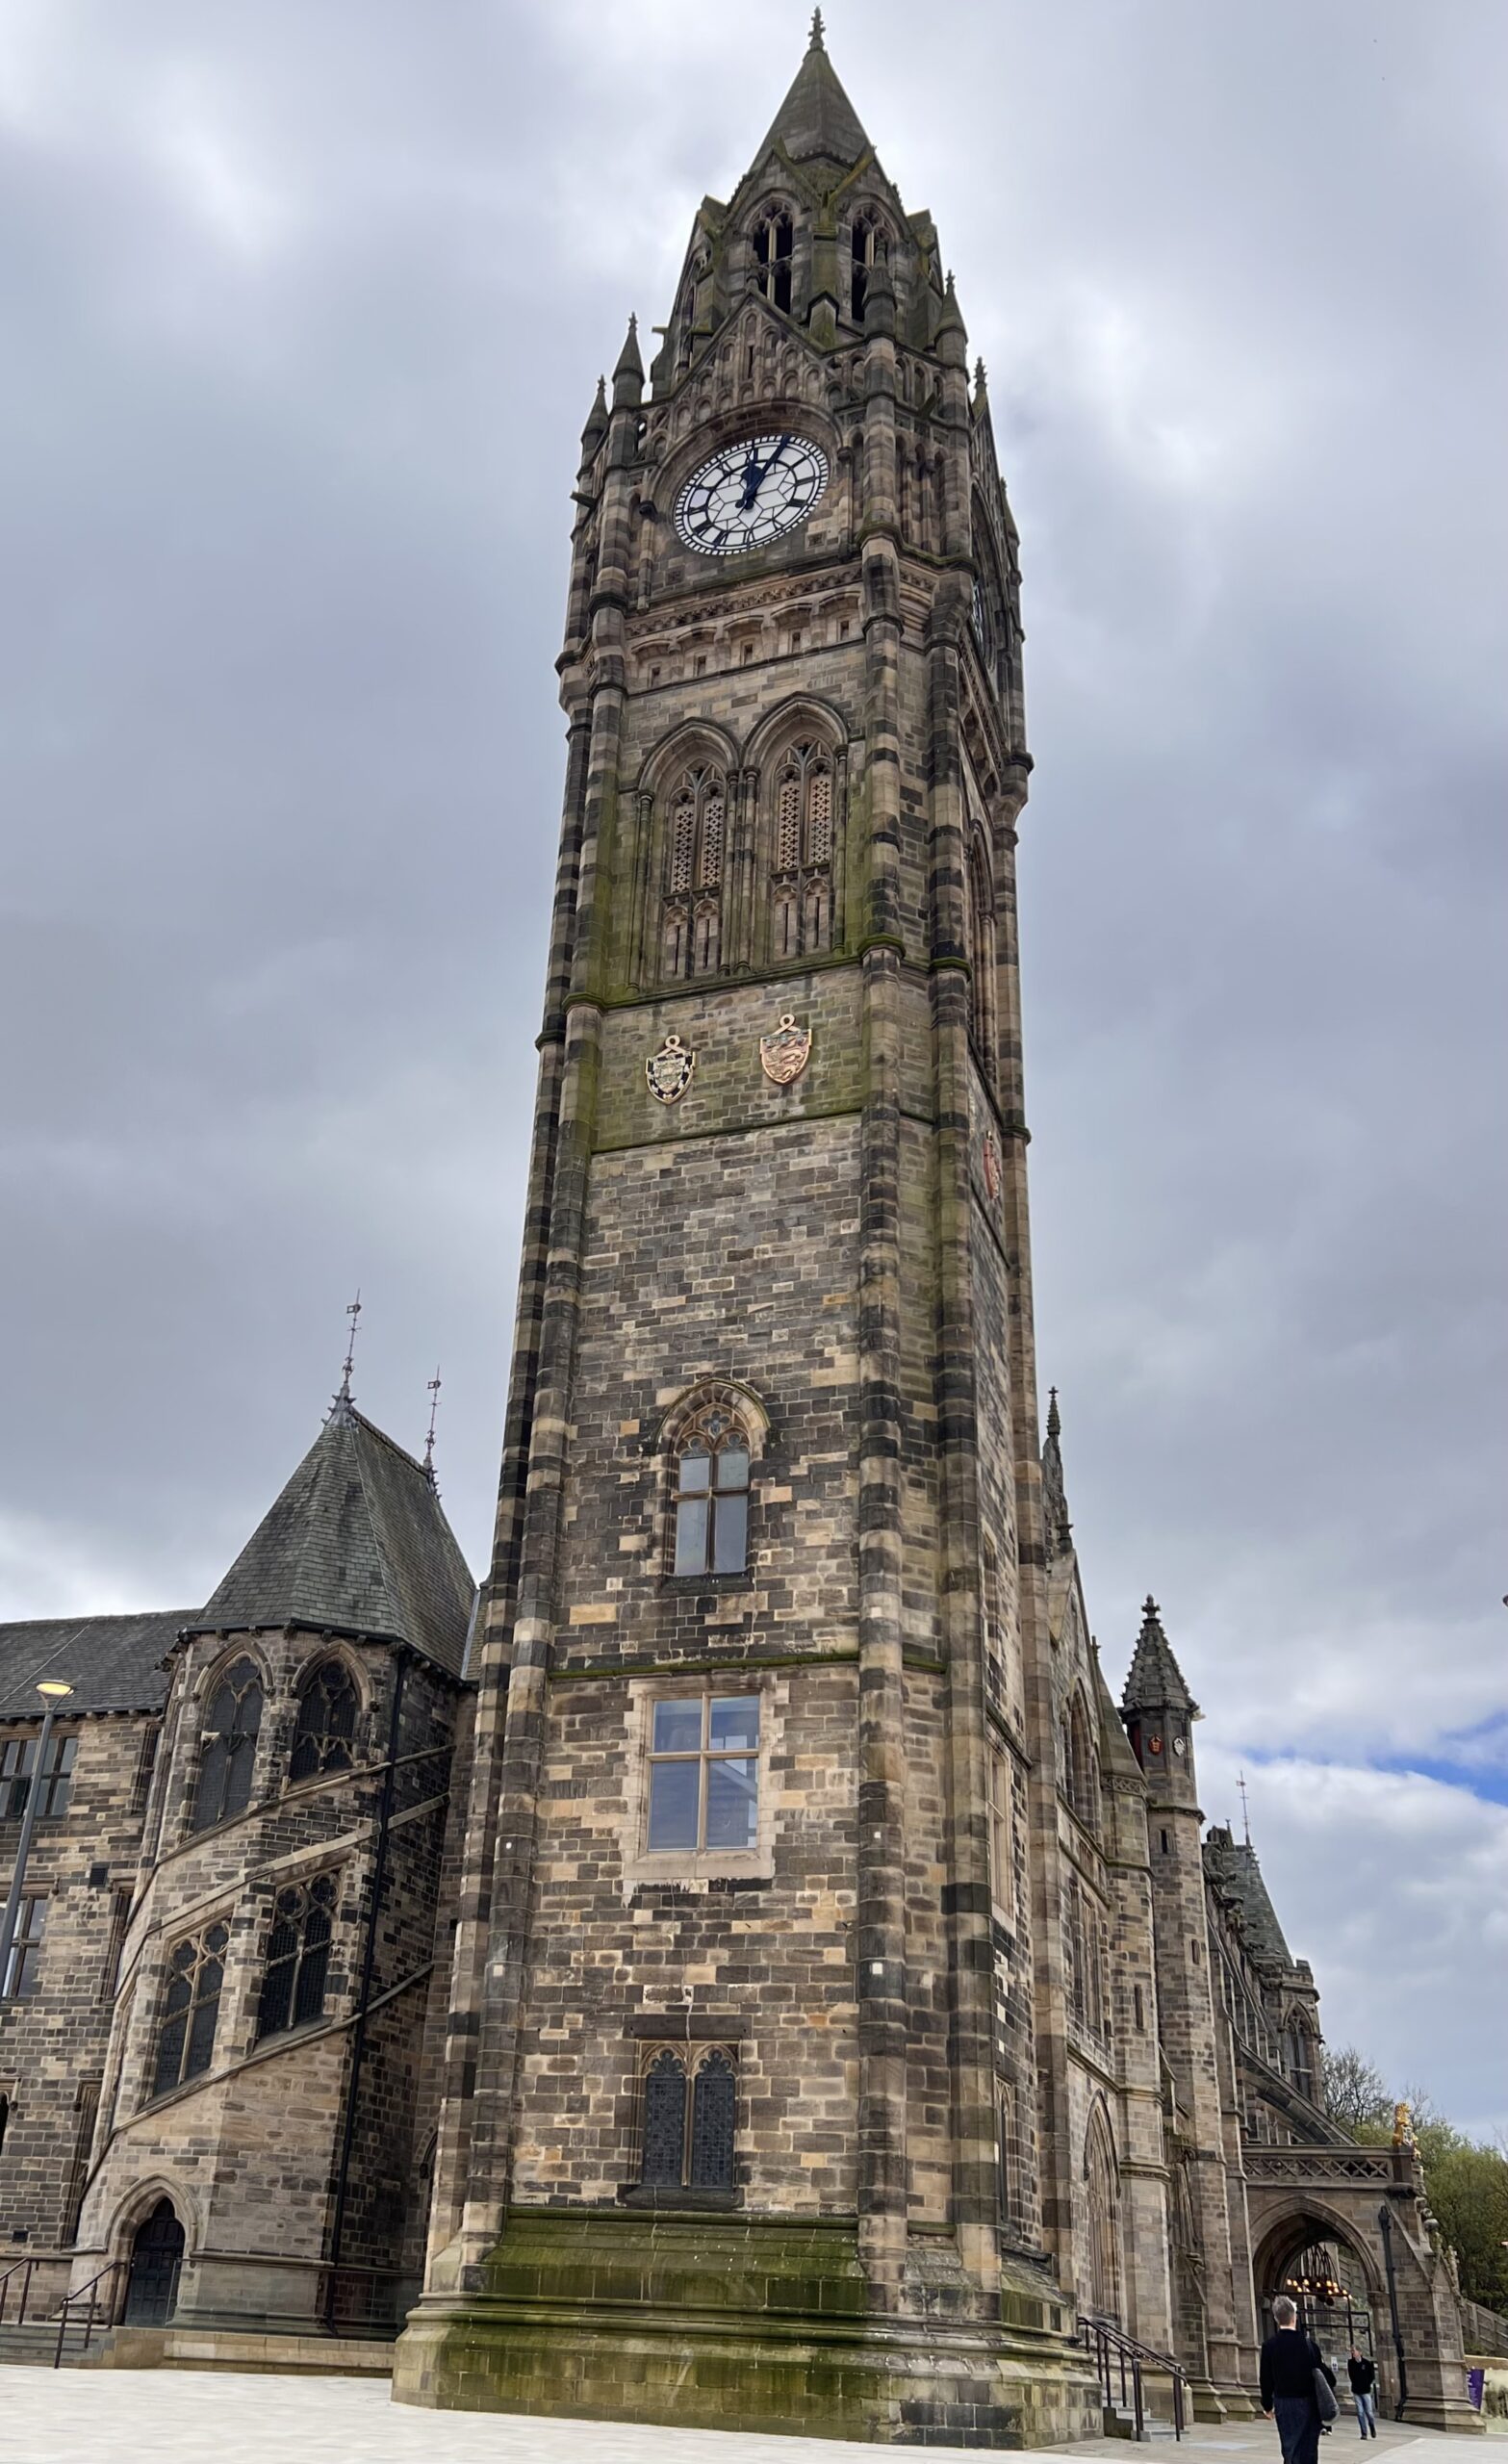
[674,432,828,555]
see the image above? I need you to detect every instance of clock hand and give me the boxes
[738,452,764,512]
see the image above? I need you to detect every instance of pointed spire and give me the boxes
[755,17,872,168]
[612,312,644,409]
[935,268,967,367]
[579,372,608,460]
[1040,1386,1072,1561]
[863,227,895,336]
[972,356,990,420]
[1121,1596,1200,1717]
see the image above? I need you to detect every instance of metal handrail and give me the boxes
[51,2258,128,2369]
[1079,2310,1188,2441]
[0,2253,36,2324]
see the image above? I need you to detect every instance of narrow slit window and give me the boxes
[754,210,794,314]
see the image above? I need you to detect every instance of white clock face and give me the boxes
[674,432,828,555]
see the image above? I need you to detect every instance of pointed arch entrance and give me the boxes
[1084,2105,1123,2323]
[123,2195,185,2326]
[1253,2211,1379,2380]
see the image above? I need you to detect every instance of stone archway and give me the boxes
[1253,2209,1380,2381]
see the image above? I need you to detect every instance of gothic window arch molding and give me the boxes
[657,1380,770,1580]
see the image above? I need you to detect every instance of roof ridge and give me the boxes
[349,1403,429,1481]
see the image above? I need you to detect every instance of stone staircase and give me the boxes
[0,2316,112,2368]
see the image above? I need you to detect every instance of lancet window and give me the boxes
[290,1660,358,1783]
[662,764,728,982]
[256,1873,337,2039]
[672,1405,751,1577]
[753,209,794,314]
[771,739,836,960]
[637,2043,737,2193]
[850,213,887,321]
[151,1920,228,2099]
[190,1658,263,1833]
[966,826,998,1070]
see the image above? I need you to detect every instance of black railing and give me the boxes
[1080,2312,1188,2441]
[52,2258,129,2367]
[0,2253,39,2323]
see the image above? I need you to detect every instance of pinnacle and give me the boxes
[612,312,644,407]
[1046,1385,1061,1441]
[1121,1596,1200,1718]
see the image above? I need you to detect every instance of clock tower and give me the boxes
[395,18,1101,2442]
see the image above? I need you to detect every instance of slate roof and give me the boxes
[0,1609,187,1718]
[190,1402,475,1677]
[756,16,872,170]
[1205,1827,1295,1970]
[1121,1596,1200,1717]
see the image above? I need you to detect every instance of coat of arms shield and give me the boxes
[645,1033,695,1105]
[758,1013,812,1087]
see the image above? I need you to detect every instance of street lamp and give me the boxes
[0,1680,74,1995]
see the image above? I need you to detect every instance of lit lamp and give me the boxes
[0,1679,74,1995]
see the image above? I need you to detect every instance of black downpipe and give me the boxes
[1377,2201,1409,2421]
[325,1649,408,2323]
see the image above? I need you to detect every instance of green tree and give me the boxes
[1322,2044,1393,2134]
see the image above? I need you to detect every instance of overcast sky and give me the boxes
[1,2,1503,2134]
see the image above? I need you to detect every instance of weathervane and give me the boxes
[332,1288,362,1415]
[423,1367,442,1486]
[1238,1768,1251,1847]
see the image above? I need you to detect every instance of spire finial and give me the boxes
[1238,1768,1252,1848]
[1142,1592,1160,1621]
[422,1366,442,1487]
[975,355,986,387]
[332,1288,361,1420]
[809,6,826,48]
[1046,1385,1061,1441]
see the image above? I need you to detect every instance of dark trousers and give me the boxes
[1274,2395,1322,2464]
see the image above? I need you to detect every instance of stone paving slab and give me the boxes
[0,2370,1486,2464]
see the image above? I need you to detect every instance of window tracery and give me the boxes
[256,1873,337,2039]
[662,765,728,982]
[771,740,836,960]
[191,1658,262,1833]
[290,1661,358,1784]
[672,1404,752,1577]
[151,1921,228,2099]
[637,2042,738,2192]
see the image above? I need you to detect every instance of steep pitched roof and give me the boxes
[190,1402,474,1676]
[1121,1596,1200,1717]
[1205,1826,1295,1969]
[755,13,873,170]
[0,1608,186,1717]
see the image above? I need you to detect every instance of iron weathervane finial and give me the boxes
[423,1366,442,1487]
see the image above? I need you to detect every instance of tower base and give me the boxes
[392,2210,1103,2447]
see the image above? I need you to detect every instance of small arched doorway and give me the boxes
[1085,2107,1123,2323]
[123,2196,185,2326]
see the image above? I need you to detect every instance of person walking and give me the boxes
[1261,2296,1339,2464]
[1347,2348,1379,2438]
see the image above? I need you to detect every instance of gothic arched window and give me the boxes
[290,1661,358,1784]
[753,208,794,314]
[850,214,887,321]
[191,1658,262,1833]
[673,1406,751,1577]
[256,1874,337,2039]
[151,1921,228,2099]
[1085,2112,1122,2323]
[662,765,727,982]
[966,827,997,1071]
[637,2043,738,2193]
[771,740,836,960]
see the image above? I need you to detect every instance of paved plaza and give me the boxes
[0,2370,1488,2464]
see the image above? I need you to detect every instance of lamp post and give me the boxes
[0,1680,74,1995]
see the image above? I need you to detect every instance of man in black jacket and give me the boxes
[1347,2348,1379,2437]
[1261,2296,1340,2464]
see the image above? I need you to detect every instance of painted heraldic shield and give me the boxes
[758,1014,812,1086]
[646,1033,696,1104]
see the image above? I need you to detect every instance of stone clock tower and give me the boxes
[395,20,1102,2443]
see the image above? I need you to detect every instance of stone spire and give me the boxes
[612,312,644,408]
[579,372,608,462]
[1121,1595,1199,1717]
[755,13,873,169]
[1040,1387,1073,1561]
